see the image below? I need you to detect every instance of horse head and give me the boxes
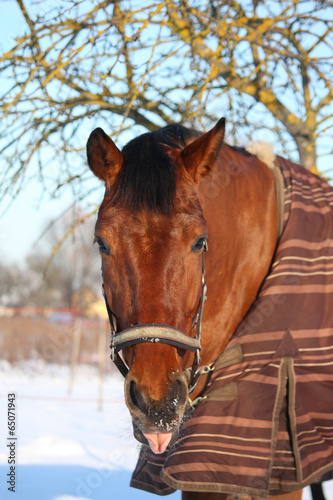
[87,119,226,454]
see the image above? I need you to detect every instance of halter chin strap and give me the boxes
[103,241,207,386]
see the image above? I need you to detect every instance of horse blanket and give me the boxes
[130,158,333,498]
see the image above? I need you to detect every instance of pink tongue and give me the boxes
[143,432,173,454]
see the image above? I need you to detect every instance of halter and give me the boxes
[103,240,208,390]
[103,163,285,403]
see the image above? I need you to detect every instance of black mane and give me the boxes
[111,125,200,215]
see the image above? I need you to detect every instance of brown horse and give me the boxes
[87,118,332,500]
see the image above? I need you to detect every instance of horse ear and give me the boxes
[87,128,123,183]
[180,118,225,182]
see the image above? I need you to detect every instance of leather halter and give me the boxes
[103,240,208,386]
[103,164,285,395]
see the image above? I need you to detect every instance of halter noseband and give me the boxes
[103,241,208,388]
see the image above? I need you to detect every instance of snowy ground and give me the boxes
[0,360,331,500]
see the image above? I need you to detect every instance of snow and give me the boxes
[0,360,180,500]
[0,360,332,500]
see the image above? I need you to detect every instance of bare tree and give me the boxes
[1,0,332,207]
[0,261,29,307]
[24,210,101,309]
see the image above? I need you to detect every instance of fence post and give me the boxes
[68,317,82,395]
[98,319,107,411]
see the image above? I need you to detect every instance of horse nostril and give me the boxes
[126,373,188,421]
[129,380,146,412]
[170,375,188,407]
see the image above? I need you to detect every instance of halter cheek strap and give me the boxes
[103,243,207,388]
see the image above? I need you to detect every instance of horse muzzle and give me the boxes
[125,365,188,454]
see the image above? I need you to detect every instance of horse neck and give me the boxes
[198,145,278,365]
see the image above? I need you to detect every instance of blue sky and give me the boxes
[1,1,332,265]
[0,3,68,263]
[0,1,102,264]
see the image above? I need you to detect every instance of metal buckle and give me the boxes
[188,395,207,410]
[187,361,215,394]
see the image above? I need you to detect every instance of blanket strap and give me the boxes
[273,162,285,239]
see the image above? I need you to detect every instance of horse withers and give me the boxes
[87,118,333,500]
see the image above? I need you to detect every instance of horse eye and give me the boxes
[191,237,208,253]
[95,237,110,255]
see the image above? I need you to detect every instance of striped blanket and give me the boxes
[130,158,333,498]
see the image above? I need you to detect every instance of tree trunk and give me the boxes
[294,134,318,174]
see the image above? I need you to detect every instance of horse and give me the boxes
[86,117,333,500]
